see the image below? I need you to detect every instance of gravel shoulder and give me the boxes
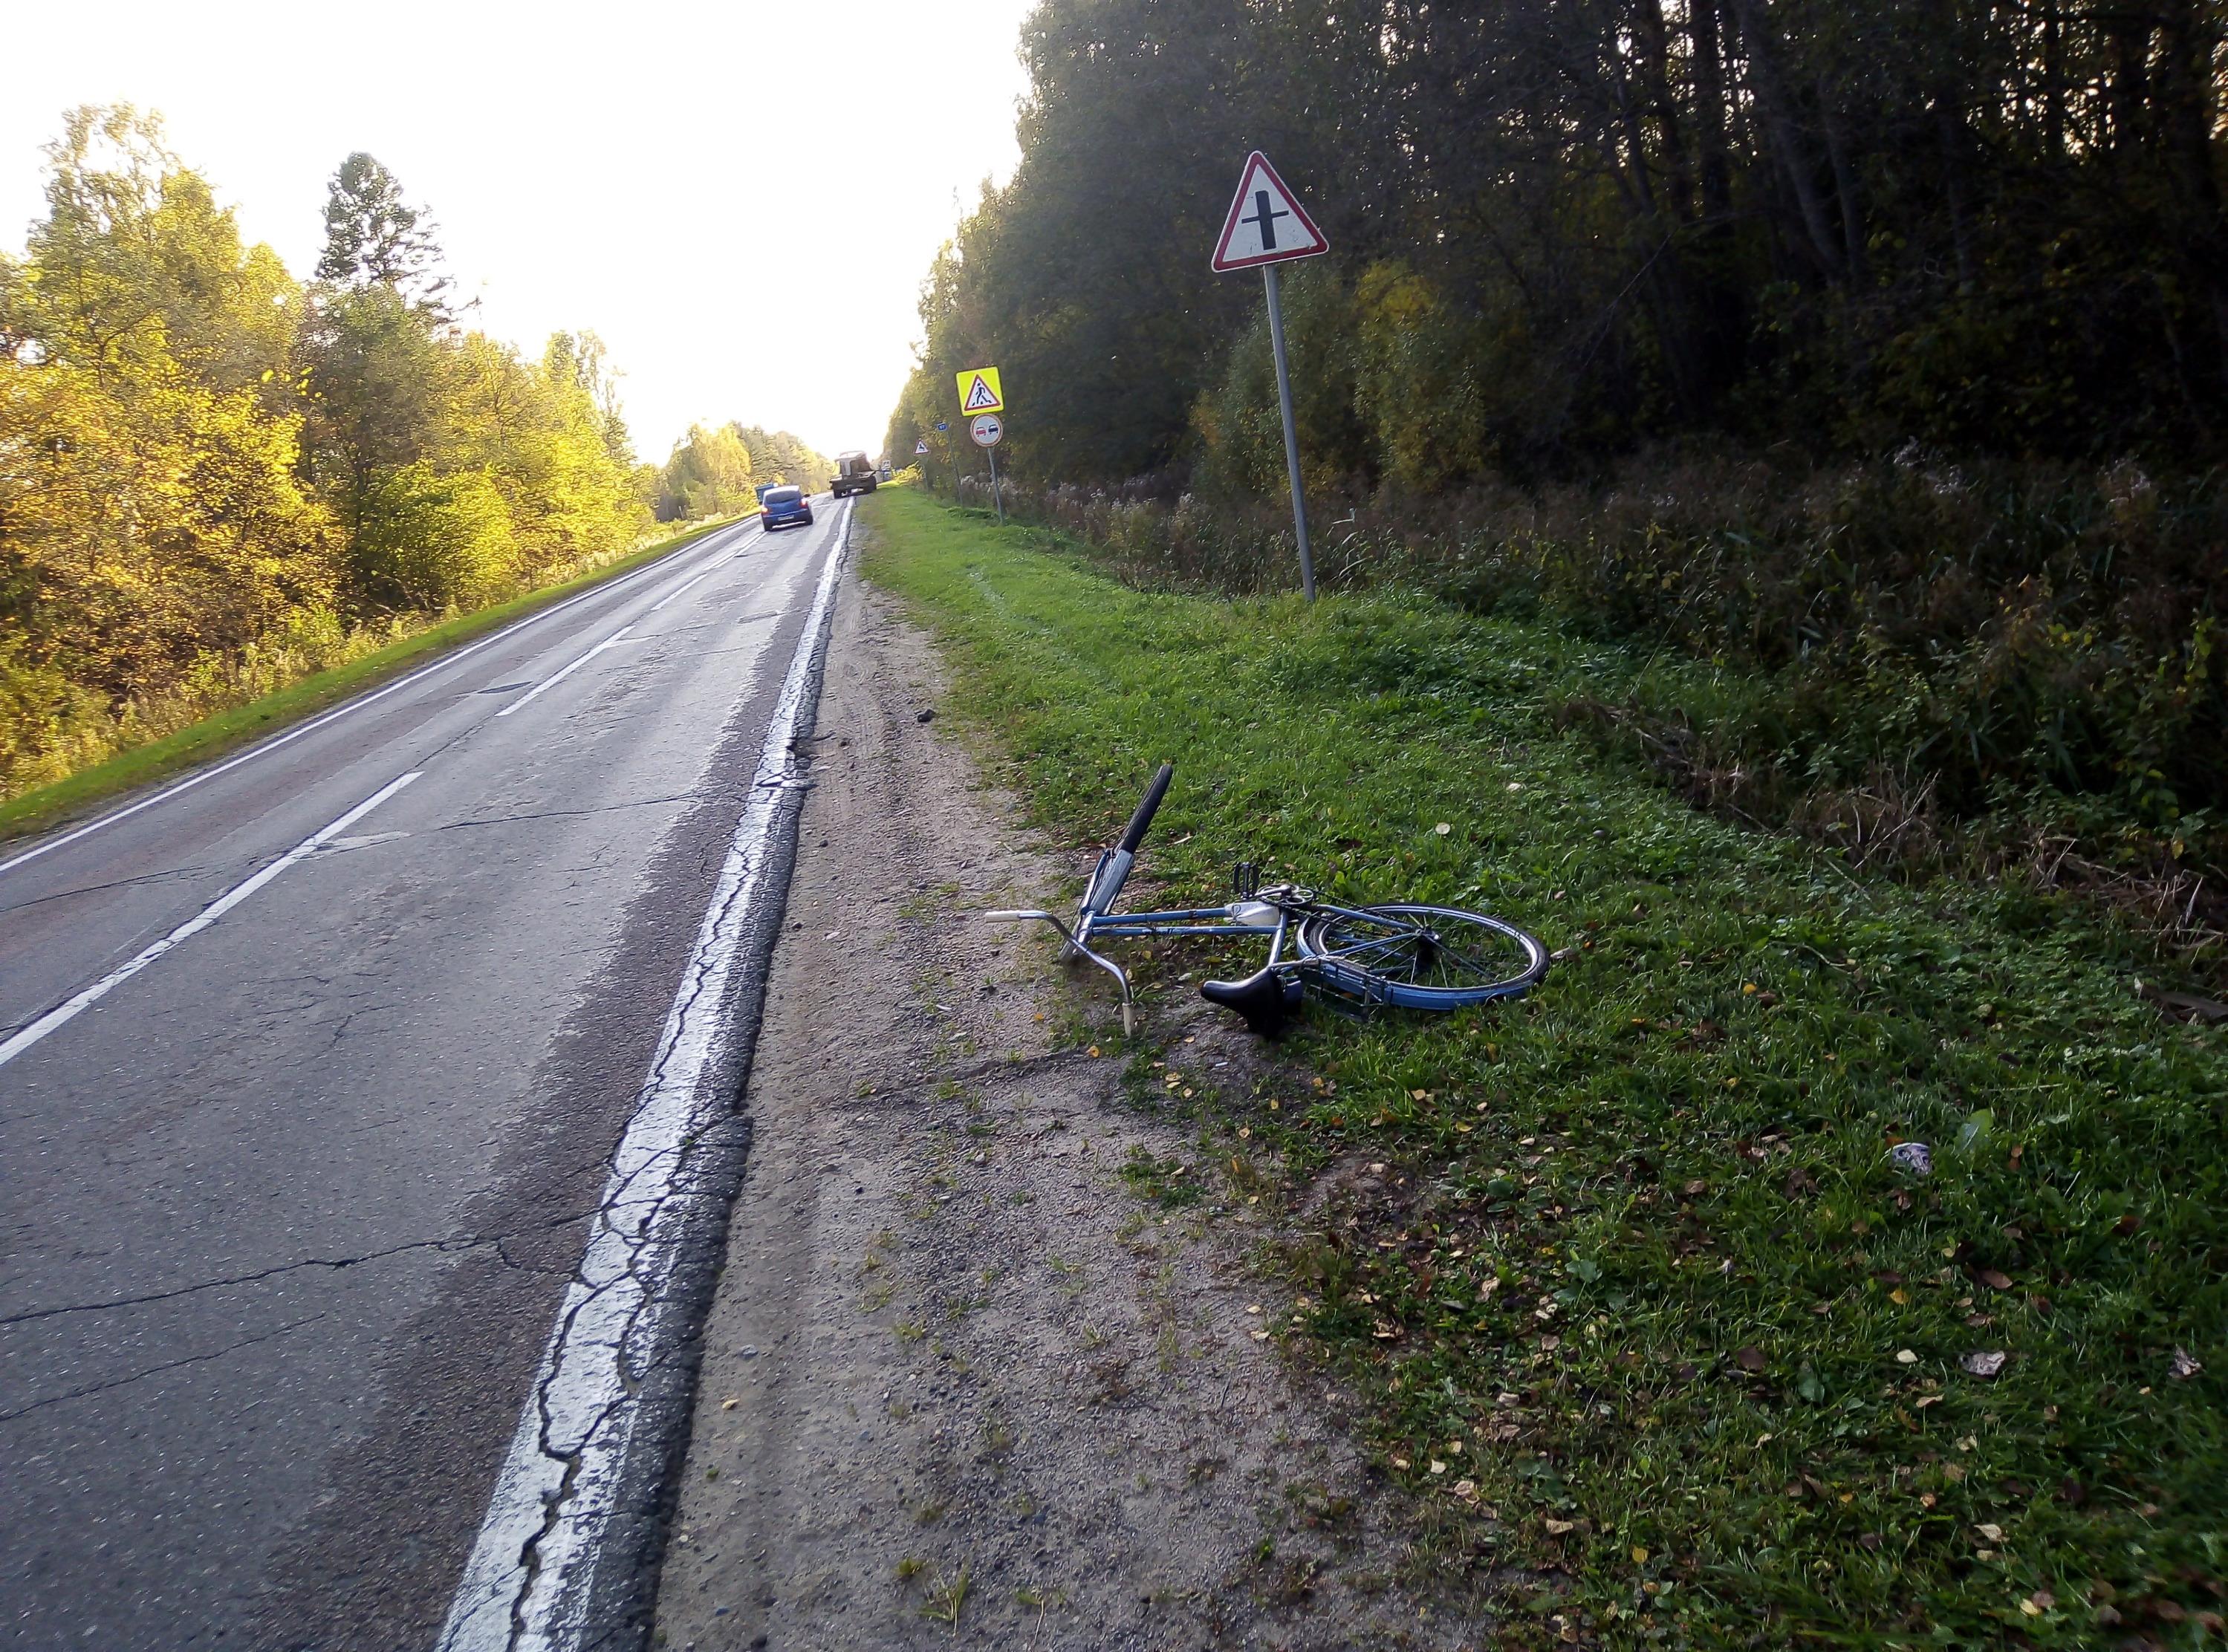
[653,562,1482,1650]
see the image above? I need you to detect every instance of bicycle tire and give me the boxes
[1117,761,1175,853]
[1295,903,1547,1010]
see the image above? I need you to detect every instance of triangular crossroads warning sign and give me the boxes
[1211,152,1328,272]
[956,367,1004,414]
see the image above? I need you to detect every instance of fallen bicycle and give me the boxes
[988,762,1549,1036]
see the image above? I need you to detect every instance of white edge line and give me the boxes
[437,506,851,1652]
[0,770,423,1070]
[0,521,759,881]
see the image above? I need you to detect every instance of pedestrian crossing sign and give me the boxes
[915,438,929,455]
[956,367,1004,414]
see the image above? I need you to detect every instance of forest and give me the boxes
[887,0,2228,972]
[655,422,831,522]
[0,106,819,804]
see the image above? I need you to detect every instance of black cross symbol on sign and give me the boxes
[1243,188,1290,250]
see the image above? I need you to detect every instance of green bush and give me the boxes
[350,464,519,611]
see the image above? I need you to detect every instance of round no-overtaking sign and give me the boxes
[970,414,1003,448]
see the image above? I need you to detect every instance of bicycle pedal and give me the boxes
[1232,860,1261,898]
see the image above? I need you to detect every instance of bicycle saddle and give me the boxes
[1200,966,1304,1038]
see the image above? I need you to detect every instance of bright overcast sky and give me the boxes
[0,0,1036,462]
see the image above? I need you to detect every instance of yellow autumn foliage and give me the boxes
[0,107,656,801]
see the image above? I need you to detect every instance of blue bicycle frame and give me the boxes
[990,836,1298,1035]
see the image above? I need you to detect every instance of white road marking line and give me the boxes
[643,561,725,614]
[494,512,811,718]
[438,512,851,1652]
[0,522,760,882]
[493,629,647,719]
[0,771,422,1070]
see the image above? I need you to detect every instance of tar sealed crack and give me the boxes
[1,1313,328,1422]
[1,1214,599,1328]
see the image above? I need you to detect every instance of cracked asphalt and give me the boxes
[0,502,851,1648]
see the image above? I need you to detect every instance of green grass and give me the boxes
[0,514,748,842]
[859,486,2227,1648]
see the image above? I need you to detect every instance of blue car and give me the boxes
[760,485,813,531]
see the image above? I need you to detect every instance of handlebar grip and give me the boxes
[984,910,1045,921]
[1117,761,1175,853]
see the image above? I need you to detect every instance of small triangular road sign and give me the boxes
[1211,152,1328,272]
[915,439,929,454]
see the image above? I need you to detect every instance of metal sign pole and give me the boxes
[1261,264,1316,599]
[987,442,1004,524]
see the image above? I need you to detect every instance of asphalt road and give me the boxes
[0,500,851,1649]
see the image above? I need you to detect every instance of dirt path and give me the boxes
[653,567,1483,1651]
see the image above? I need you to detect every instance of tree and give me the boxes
[545,330,634,466]
[2,103,336,750]
[2,109,660,801]
[656,423,755,520]
[891,0,2228,487]
[315,153,452,316]
[299,282,448,544]
[733,424,831,491]
[27,105,302,401]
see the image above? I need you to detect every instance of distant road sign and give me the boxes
[934,420,949,432]
[956,367,1004,414]
[915,438,930,454]
[1211,152,1328,272]
[970,413,1004,448]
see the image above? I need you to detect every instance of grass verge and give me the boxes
[859,485,2225,1649]
[0,513,748,843]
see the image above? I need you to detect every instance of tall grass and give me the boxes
[944,455,2228,981]
[861,487,2228,1648]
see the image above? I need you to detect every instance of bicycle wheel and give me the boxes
[1295,903,1547,1010]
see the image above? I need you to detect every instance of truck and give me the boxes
[829,451,878,498]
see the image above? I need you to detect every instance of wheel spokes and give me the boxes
[1309,930,1415,966]
[1315,914,1524,989]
